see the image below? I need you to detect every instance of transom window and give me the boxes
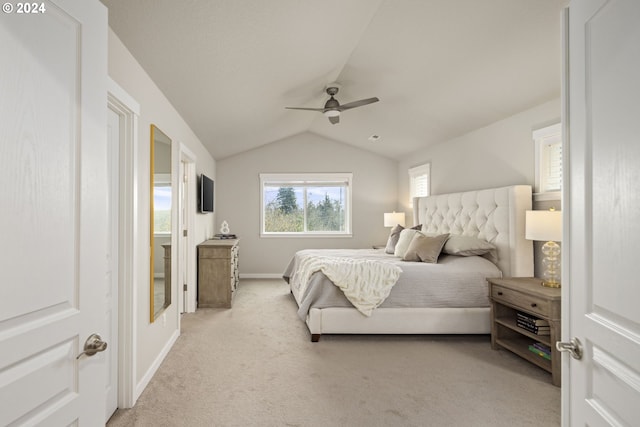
[260,173,352,237]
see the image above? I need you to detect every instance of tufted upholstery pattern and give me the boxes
[413,185,533,277]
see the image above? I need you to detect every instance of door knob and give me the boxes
[77,333,108,359]
[556,337,583,360]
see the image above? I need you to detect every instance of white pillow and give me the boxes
[394,228,421,257]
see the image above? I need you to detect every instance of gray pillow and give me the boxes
[443,236,497,263]
[385,224,421,254]
[384,224,404,254]
[403,233,450,263]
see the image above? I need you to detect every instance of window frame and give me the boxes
[533,123,562,201]
[259,172,353,238]
[408,163,431,206]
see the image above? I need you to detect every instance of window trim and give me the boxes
[259,173,353,238]
[533,123,562,201]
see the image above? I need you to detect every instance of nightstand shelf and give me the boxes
[488,277,561,386]
[494,315,552,347]
[495,335,551,372]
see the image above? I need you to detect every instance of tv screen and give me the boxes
[200,174,214,213]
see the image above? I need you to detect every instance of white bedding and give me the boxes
[284,248,502,319]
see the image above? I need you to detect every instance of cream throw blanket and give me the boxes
[293,255,402,316]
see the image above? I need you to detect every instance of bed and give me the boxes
[283,185,533,341]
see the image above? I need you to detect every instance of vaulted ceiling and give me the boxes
[102,0,567,160]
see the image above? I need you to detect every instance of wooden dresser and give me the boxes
[197,239,239,308]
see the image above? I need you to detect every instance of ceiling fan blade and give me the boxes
[337,97,379,111]
[329,115,340,125]
[285,106,325,112]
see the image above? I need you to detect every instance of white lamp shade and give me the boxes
[525,210,562,242]
[384,212,405,227]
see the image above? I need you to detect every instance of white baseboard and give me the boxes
[135,329,180,401]
[240,273,284,280]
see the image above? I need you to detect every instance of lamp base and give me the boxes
[541,240,561,288]
[541,280,561,288]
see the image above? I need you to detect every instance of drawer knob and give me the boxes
[531,303,537,308]
[497,292,503,296]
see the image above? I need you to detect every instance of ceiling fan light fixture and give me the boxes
[286,84,377,124]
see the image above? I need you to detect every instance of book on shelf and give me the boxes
[516,311,549,326]
[516,320,550,335]
[533,342,551,355]
[528,345,551,360]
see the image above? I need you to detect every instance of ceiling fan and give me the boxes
[285,85,379,125]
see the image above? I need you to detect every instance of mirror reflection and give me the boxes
[150,125,172,322]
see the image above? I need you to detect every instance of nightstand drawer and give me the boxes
[491,285,550,318]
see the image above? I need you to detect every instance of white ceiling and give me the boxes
[102,0,567,160]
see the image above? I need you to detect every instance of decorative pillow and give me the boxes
[443,236,497,262]
[393,228,421,257]
[384,224,404,254]
[385,224,422,254]
[403,233,450,263]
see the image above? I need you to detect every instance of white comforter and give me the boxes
[291,254,402,316]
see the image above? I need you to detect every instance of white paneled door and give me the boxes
[0,0,108,425]
[565,0,640,425]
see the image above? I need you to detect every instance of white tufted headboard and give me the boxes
[413,185,533,277]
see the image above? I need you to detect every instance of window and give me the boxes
[260,173,352,237]
[408,163,430,206]
[153,174,172,234]
[533,123,562,199]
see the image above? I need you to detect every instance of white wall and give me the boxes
[398,98,561,225]
[107,29,216,389]
[216,132,398,276]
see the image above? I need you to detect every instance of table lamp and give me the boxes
[384,212,405,228]
[525,209,562,287]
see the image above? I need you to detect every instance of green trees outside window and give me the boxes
[264,186,346,233]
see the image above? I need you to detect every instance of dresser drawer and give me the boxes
[491,284,550,318]
[199,246,231,259]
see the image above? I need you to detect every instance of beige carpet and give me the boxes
[108,279,560,426]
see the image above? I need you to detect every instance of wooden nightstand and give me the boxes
[487,277,561,386]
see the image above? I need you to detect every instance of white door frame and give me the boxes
[178,143,198,313]
[107,78,140,409]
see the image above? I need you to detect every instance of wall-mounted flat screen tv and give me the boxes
[200,174,214,213]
